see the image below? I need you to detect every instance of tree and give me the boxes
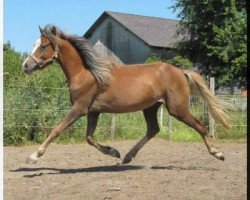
[172,0,247,88]
[3,43,24,84]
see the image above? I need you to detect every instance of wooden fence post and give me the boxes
[167,113,173,139]
[160,106,163,128]
[110,113,116,140]
[202,100,206,122]
[208,77,215,138]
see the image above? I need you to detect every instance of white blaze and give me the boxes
[31,38,41,53]
[22,38,41,67]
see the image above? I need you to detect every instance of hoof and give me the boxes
[215,152,225,161]
[109,148,121,158]
[210,148,225,161]
[26,155,38,164]
[102,146,121,158]
[122,155,132,164]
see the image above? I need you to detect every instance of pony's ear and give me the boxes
[39,26,44,35]
[51,26,57,36]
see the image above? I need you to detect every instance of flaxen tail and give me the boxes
[183,70,231,129]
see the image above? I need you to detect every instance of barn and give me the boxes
[84,11,182,64]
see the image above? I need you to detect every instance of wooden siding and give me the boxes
[86,16,152,64]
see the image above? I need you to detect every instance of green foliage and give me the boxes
[3,43,24,81]
[207,10,247,86]
[167,55,193,69]
[145,55,162,63]
[3,43,69,145]
[145,54,193,69]
[172,0,247,88]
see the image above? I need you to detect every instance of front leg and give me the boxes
[26,104,86,164]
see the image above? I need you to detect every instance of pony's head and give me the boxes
[22,25,59,74]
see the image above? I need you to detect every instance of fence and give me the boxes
[3,78,247,145]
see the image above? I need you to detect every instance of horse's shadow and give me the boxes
[150,165,219,171]
[10,165,144,178]
[10,164,219,178]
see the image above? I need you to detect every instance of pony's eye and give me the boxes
[40,46,46,51]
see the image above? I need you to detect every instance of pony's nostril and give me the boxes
[24,63,28,69]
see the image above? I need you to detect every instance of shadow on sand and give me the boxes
[10,163,219,178]
[150,165,219,171]
[10,165,145,177]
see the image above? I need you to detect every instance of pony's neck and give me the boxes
[57,39,90,84]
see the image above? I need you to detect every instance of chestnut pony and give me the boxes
[22,25,230,164]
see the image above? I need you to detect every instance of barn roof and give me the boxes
[84,11,182,48]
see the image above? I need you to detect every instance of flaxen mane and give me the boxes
[44,24,114,87]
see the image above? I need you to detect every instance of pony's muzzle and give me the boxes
[22,59,38,74]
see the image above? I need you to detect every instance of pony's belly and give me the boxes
[89,97,161,113]
[90,75,164,113]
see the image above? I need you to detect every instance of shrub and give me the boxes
[167,55,193,69]
[145,54,193,69]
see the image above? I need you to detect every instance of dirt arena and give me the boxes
[4,139,247,200]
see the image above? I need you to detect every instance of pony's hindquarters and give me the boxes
[161,66,227,161]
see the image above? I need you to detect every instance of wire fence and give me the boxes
[3,82,247,145]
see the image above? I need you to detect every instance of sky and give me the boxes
[4,0,179,53]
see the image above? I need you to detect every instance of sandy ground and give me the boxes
[4,139,247,200]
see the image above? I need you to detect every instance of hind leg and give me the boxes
[86,112,121,158]
[178,113,224,160]
[166,100,225,161]
[122,102,161,164]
